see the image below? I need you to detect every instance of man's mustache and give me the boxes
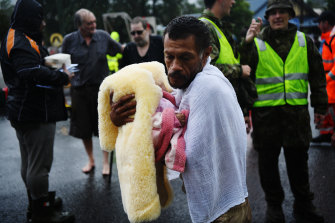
[168,71,186,80]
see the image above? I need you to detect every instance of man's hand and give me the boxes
[241,65,251,78]
[110,91,136,127]
[245,116,251,134]
[245,17,262,43]
[314,113,325,129]
[62,64,74,81]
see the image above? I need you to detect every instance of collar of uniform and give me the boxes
[201,9,232,32]
[262,23,297,40]
[202,9,222,26]
[77,30,97,45]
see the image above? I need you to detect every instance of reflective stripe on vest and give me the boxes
[199,17,239,64]
[253,31,309,107]
[6,28,40,57]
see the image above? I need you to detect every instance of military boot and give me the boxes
[293,201,324,223]
[31,195,74,223]
[265,204,285,223]
[27,191,63,222]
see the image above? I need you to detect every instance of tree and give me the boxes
[38,0,110,45]
[227,0,253,41]
[326,0,335,11]
[109,0,150,17]
[0,0,14,42]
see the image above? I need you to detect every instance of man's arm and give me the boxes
[11,47,71,86]
[307,36,328,115]
[325,39,335,85]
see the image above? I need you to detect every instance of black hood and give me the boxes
[10,0,44,43]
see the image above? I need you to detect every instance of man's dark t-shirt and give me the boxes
[120,35,165,68]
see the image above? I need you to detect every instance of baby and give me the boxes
[152,90,189,173]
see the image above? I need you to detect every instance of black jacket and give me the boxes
[0,0,69,122]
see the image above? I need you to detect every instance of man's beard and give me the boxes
[168,60,204,89]
[135,38,148,47]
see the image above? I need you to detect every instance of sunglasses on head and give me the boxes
[131,30,144,36]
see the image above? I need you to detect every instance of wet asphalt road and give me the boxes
[1,116,335,223]
[0,70,335,223]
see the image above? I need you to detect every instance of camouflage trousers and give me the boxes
[212,198,252,223]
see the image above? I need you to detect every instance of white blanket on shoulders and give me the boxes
[175,59,248,223]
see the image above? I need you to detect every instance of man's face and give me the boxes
[130,22,149,47]
[79,13,96,37]
[164,34,210,89]
[319,20,331,33]
[40,20,46,32]
[221,0,236,17]
[267,8,291,30]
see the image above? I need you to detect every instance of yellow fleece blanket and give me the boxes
[98,62,173,223]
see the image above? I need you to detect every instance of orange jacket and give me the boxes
[321,27,335,103]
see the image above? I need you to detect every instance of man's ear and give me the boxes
[201,46,212,67]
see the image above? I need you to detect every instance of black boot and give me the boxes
[265,204,285,223]
[293,201,324,223]
[311,134,331,144]
[31,196,74,223]
[27,191,63,222]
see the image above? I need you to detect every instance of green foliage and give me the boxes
[0,0,13,42]
[326,0,335,11]
[109,0,150,17]
[0,0,253,45]
[227,0,253,41]
[39,0,110,45]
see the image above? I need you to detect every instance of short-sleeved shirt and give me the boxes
[62,29,122,87]
[120,35,165,68]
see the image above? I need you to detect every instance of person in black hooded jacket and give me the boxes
[0,0,75,222]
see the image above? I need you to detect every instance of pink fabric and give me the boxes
[152,91,188,172]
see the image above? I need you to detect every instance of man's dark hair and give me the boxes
[163,16,210,54]
[131,16,148,30]
[204,0,216,9]
[316,11,335,26]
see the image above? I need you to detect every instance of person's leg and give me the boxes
[212,198,252,223]
[102,150,110,175]
[258,146,284,206]
[82,138,95,173]
[257,145,285,223]
[70,87,96,173]
[11,121,55,200]
[25,122,55,200]
[12,122,29,187]
[284,146,324,223]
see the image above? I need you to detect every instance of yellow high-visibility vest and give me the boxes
[253,31,309,107]
[199,17,239,64]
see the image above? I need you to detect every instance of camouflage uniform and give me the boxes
[240,23,327,208]
[200,9,257,116]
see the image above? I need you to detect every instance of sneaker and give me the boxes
[311,134,331,145]
[265,205,285,223]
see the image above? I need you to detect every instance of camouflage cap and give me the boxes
[265,0,296,19]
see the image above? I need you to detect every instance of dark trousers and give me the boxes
[11,121,55,200]
[257,146,313,206]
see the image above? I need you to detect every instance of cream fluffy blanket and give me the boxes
[98,62,173,223]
